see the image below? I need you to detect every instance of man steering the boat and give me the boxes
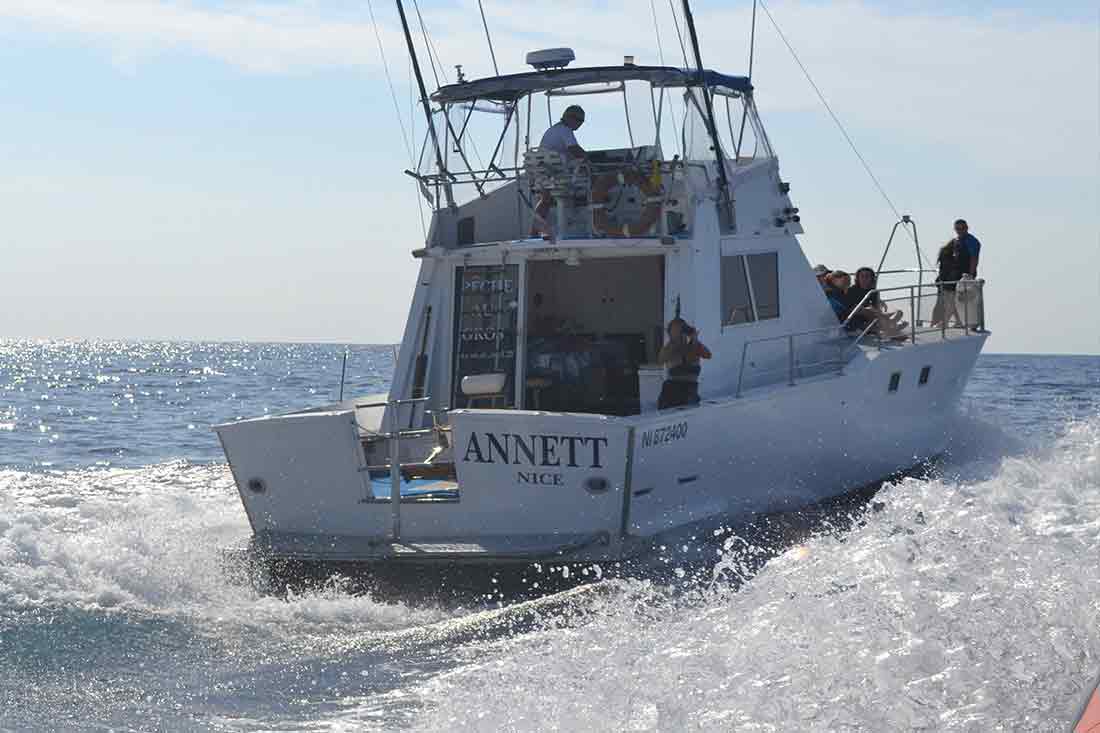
[531,105,663,238]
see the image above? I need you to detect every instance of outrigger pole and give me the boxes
[680,0,734,231]
[394,0,454,209]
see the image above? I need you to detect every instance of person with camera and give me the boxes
[657,318,712,410]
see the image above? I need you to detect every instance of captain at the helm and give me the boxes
[531,105,587,235]
[530,104,665,239]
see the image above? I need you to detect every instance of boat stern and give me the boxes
[215,407,636,565]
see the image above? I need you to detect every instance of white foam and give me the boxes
[3,416,1098,730]
[0,463,453,635]
[400,417,1100,731]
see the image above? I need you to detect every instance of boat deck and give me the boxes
[364,475,459,502]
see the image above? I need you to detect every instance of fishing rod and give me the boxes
[395,0,454,209]
[680,0,735,232]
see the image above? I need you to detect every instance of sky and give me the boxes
[0,0,1096,354]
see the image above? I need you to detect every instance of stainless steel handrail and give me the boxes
[735,324,849,397]
[875,279,986,336]
[736,279,986,397]
[354,396,432,410]
[409,158,686,188]
[352,396,434,542]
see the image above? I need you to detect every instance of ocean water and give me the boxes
[0,341,1097,732]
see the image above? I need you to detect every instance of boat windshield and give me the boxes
[412,65,774,246]
[682,87,774,165]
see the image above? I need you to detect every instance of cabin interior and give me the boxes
[450,254,665,416]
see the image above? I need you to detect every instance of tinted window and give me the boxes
[746,253,780,320]
[721,256,755,325]
[452,265,519,408]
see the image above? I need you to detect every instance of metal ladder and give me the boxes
[355,396,434,541]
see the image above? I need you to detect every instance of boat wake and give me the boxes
[400,414,1100,731]
[1,414,1097,730]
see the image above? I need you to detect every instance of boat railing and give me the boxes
[407,157,687,197]
[735,279,986,396]
[354,396,435,541]
[734,325,853,397]
[869,279,986,343]
[409,153,695,242]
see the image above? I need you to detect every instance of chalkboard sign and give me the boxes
[452,265,519,407]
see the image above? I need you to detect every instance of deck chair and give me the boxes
[524,148,591,239]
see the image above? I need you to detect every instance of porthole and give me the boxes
[888,372,902,393]
[247,477,267,494]
[919,366,932,386]
[584,476,610,494]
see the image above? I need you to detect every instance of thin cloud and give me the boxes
[0,0,387,72]
[1,0,1094,174]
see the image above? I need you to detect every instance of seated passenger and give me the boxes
[823,270,852,322]
[847,267,906,338]
[813,264,830,288]
[658,318,711,409]
[531,105,663,238]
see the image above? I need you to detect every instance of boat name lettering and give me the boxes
[640,422,688,448]
[463,432,609,469]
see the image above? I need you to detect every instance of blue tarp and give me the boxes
[369,475,459,500]
[432,65,752,104]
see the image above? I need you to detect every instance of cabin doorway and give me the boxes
[524,255,665,415]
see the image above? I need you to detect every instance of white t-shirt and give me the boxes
[539,122,578,155]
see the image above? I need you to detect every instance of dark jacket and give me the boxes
[845,285,879,311]
[937,242,967,289]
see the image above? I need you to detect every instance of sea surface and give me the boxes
[1,341,1097,732]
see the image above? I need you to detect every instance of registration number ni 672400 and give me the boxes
[640,422,688,449]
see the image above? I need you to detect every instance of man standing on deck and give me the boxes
[951,218,981,277]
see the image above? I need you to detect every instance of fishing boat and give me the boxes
[215,1,987,574]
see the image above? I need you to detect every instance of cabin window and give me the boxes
[919,366,932,385]
[746,253,780,320]
[721,255,755,326]
[456,217,476,246]
[451,264,520,408]
[682,90,719,163]
[722,252,780,326]
[888,372,902,393]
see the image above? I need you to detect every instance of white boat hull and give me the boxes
[216,333,985,566]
